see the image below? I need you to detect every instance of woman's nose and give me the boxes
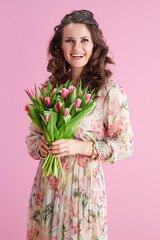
[73,41,82,51]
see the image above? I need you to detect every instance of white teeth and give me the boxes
[71,54,85,57]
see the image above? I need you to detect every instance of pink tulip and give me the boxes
[45,97,51,106]
[80,91,83,95]
[24,104,29,113]
[44,113,50,122]
[61,88,70,98]
[68,85,74,92]
[85,94,91,103]
[27,87,35,97]
[54,102,62,112]
[68,85,77,95]
[74,98,82,108]
[64,108,69,116]
[52,88,57,96]
[39,95,43,102]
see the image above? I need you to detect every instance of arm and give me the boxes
[92,84,134,164]
[25,122,45,160]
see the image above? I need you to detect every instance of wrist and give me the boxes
[79,140,93,157]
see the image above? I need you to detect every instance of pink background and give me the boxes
[1,0,160,239]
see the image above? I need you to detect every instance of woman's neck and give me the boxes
[70,68,83,86]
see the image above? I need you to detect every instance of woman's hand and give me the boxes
[48,139,93,158]
[38,135,49,158]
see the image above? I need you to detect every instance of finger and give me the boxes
[41,141,49,150]
[40,146,48,155]
[43,139,49,146]
[49,142,66,150]
[42,135,49,145]
[51,151,68,158]
[52,139,66,145]
[49,146,68,155]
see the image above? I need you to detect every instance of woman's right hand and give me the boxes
[38,135,49,158]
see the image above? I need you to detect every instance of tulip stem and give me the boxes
[57,157,65,181]
[42,152,50,169]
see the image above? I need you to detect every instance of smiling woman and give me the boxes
[25,9,134,240]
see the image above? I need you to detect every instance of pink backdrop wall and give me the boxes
[1,0,160,239]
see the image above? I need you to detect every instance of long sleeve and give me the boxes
[25,122,45,160]
[92,83,134,164]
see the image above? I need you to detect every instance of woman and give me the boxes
[25,9,134,240]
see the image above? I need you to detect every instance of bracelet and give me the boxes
[90,141,99,160]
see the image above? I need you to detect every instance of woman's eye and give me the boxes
[65,39,89,43]
[65,39,73,42]
[82,39,89,42]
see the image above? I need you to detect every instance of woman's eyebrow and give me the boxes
[65,36,91,39]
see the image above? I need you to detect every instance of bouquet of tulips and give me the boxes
[24,79,95,180]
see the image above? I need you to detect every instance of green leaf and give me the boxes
[28,113,43,131]
[59,102,95,138]
[41,86,50,97]
[47,81,53,92]
[65,89,76,107]
[34,83,38,99]
[68,102,74,112]
[75,108,82,115]
[76,79,82,96]
[28,104,41,122]
[38,86,45,97]
[64,79,71,89]
[62,114,71,124]
[53,123,59,140]
[50,97,56,107]
[62,114,71,131]
[43,111,58,142]
[57,115,64,129]
[34,85,44,107]
[40,114,52,144]
[52,111,58,125]
[70,107,76,118]
[47,113,54,141]
[81,85,88,100]
[39,106,45,115]
[59,102,65,116]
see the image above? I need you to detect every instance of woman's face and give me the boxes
[61,23,94,73]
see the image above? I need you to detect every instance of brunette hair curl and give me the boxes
[42,9,115,99]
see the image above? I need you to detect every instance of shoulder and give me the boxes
[98,79,126,97]
[97,79,128,109]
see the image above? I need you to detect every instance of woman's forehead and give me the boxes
[62,23,92,38]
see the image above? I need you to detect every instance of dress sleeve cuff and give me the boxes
[91,139,119,164]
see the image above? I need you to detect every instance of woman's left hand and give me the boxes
[48,138,84,157]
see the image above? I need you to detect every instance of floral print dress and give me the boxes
[25,79,134,240]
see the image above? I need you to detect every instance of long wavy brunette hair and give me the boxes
[42,9,115,99]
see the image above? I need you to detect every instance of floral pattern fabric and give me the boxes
[25,79,134,240]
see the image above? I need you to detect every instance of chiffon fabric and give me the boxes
[25,79,134,240]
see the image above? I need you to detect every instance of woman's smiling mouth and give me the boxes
[71,53,85,59]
